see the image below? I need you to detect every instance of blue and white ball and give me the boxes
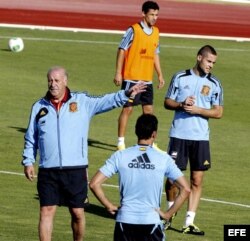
[8,37,24,52]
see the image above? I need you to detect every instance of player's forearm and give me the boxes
[164,98,182,110]
[184,105,223,119]
[90,182,112,208]
[199,105,223,119]
[154,54,163,78]
[115,49,125,75]
[89,172,117,213]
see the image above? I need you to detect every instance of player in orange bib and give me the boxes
[113,1,165,151]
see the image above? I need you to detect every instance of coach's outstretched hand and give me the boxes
[126,81,147,99]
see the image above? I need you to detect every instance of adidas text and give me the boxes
[128,163,155,169]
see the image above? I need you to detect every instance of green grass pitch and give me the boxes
[0,26,249,241]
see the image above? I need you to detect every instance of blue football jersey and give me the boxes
[165,69,223,140]
[99,145,183,224]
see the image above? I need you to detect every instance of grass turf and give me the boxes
[0,27,250,241]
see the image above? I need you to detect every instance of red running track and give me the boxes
[0,0,250,38]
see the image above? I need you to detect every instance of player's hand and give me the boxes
[106,203,119,216]
[157,77,165,89]
[155,208,172,221]
[24,165,35,181]
[183,96,195,106]
[113,73,123,86]
[183,104,201,115]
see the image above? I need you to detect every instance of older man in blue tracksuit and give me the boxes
[21,66,146,241]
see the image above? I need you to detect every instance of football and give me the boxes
[8,37,24,52]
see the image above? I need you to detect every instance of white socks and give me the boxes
[185,211,196,227]
[167,202,196,227]
[168,201,174,210]
[117,137,125,146]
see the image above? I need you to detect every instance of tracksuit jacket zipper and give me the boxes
[49,100,63,169]
[57,110,63,169]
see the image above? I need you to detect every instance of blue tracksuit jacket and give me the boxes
[22,89,128,169]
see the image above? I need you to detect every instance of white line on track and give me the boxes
[219,0,250,3]
[1,170,250,209]
[0,23,250,42]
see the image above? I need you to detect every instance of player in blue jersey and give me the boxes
[89,114,190,241]
[163,45,223,235]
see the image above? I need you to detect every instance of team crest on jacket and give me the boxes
[69,102,78,112]
[201,85,210,96]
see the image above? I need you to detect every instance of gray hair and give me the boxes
[47,66,68,80]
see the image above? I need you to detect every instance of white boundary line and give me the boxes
[1,23,250,42]
[1,36,249,53]
[219,0,250,3]
[1,170,250,209]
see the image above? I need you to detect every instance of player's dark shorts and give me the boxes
[121,80,153,107]
[37,168,88,208]
[114,222,165,241]
[168,137,211,171]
